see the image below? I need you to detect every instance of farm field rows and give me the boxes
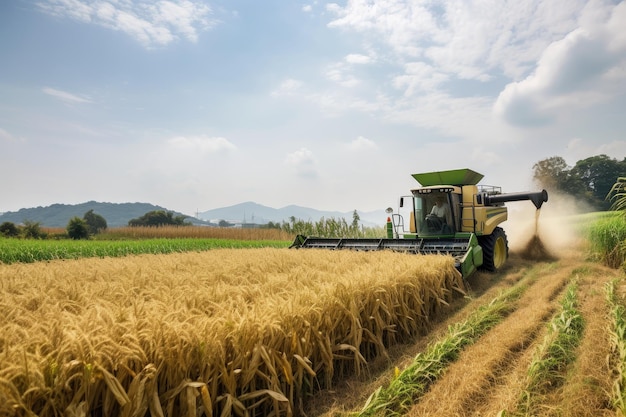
[307,250,624,417]
[0,237,290,264]
[1,227,625,416]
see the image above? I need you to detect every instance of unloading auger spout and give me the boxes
[481,189,548,210]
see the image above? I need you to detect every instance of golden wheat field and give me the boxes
[0,249,462,417]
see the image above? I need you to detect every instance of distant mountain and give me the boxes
[199,201,387,227]
[0,201,388,229]
[0,201,205,228]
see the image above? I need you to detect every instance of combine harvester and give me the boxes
[291,168,548,279]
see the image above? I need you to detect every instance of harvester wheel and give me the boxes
[478,227,509,272]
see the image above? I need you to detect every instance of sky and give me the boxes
[1,0,625,216]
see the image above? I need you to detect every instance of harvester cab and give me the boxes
[291,168,548,279]
[393,188,458,238]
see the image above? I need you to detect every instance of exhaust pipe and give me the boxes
[482,189,548,209]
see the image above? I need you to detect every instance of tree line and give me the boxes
[0,209,191,240]
[532,154,626,211]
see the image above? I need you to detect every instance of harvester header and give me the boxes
[291,168,548,279]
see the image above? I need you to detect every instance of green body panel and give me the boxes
[459,233,483,277]
[412,168,484,186]
[408,232,482,278]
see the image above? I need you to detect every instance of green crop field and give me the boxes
[0,237,291,264]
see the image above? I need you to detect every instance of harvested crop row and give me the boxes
[353,271,533,417]
[514,280,584,416]
[405,262,569,416]
[0,248,463,417]
[553,266,615,417]
[503,265,619,417]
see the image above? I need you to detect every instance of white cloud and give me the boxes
[308,91,382,116]
[42,87,93,103]
[386,92,510,144]
[152,0,210,42]
[285,147,318,178]
[325,63,360,87]
[324,53,374,88]
[494,2,626,126]
[272,77,380,116]
[392,62,448,95]
[0,128,24,142]
[302,5,312,13]
[345,53,371,64]
[347,136,378,151]
[167,135,236,153]
[271,78,303,96]
[36,0,214,47]
[38,0,93,22]
[607,1,626,51]
[326,0,587,81]
[566,137,626,162]
[321,0,626,142]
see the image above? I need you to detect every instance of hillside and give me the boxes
[199,201,387,227]
[0,201,387,228]
[0,201,198,228]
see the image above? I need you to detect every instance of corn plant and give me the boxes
[606,278,626,414]
[608,177,626,213]
[588,213,626,269]
[281,213,383,239]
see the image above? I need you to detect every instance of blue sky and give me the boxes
[1,0,625,216]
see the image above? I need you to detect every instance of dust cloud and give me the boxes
[504,191,591,260]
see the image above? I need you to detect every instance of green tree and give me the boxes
[67,217,89,240]
[0,222,19,237]
[533,155,626,210]
[83,209,107,234]
[21,220,45,239]
[128,210,190,227]
[571,155,626,210]
[532,156,570,190]
[350,210,361,237]
[263,221,281,229]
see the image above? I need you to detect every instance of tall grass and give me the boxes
[99,225,293,240]
[588,212,626,269]
[606,278,626,414]
[0,237,290,264]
